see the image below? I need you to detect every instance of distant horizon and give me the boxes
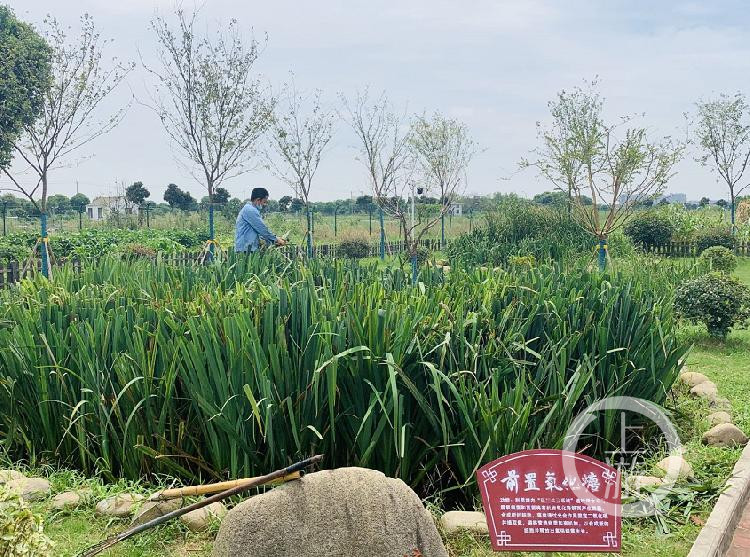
[4,0,750,204]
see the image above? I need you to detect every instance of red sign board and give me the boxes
[476,449,621,553]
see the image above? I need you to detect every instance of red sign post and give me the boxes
[476,449,621,553]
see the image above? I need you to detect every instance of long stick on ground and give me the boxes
[150,471,303,501]
[77,455,324,557]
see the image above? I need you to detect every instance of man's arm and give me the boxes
[243,207,277,244]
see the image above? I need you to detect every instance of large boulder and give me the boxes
[213,467,448,557]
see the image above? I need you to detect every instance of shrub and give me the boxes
[675,273,750,338]
[699,246,737,273]
[447,196,591,266]
[0,486,53,556]
[696,228,735,254]
[120,243,158,259]
[338,238,370,259]
[624,211,674,250]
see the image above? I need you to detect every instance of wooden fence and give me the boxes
[647,241,750,257]
[0,238,448,288]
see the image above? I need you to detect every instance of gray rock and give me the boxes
[52,491,82,510]
[656,456,694,480]
[213,467,448,557]
[710,396,732,411]
[690,381,718,401]
[0,469,25,484]
[679,371,710,387]
[440,511,488,535]
[702,423,749,448]
[131,498,183,526]
[627,476,663,490]
[6,477,51,502]
[707,411,732,426]
[95,493,145,518]
[180,502,227,532]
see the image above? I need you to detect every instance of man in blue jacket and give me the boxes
[235,187,287,253]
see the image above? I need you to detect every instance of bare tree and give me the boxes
[266,84,335,257]
[695,93,750,231]
[410,111,476,248]
[1,14,131,276]
[145,7,275,257]
[534,84,682,269]
[341,90,413,261]
[343,92,475,281]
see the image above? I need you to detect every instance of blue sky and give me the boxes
[6,0,750,202]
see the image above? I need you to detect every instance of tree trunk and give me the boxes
[379,207,385,260]
[598,236,607,271]
[306,206,313,258]
[207,186,215,262]
[40,170,50,278]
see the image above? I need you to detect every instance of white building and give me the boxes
[86,196,138,221]
[448,202,463,216]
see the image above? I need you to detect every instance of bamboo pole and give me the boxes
[149,471,302,501]
[77,455,323,557]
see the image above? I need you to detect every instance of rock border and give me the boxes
[687,441,750,557]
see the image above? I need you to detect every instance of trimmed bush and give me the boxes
[699,246,737,273]
[696,228,735,254]
[338,238,370,259]
[624,211,674,250]
[675,273,750,338]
